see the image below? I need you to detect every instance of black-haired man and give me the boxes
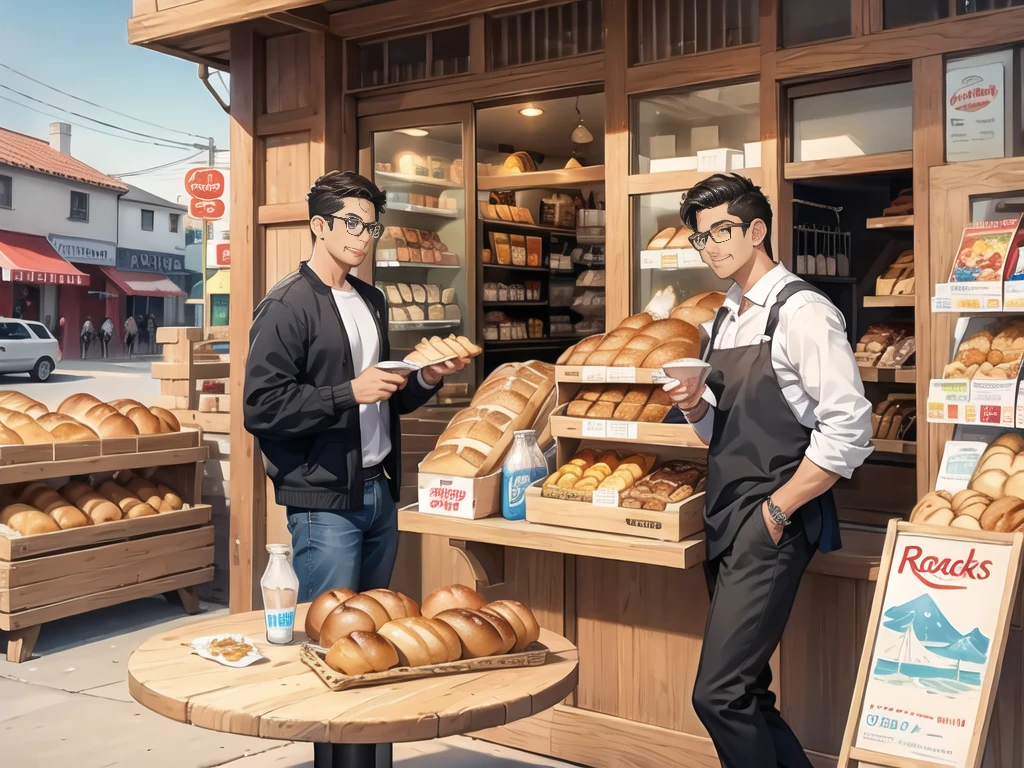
[244,170,468,602]
[665,173,873,767]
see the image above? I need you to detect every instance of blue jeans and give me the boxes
[286,476,399,602]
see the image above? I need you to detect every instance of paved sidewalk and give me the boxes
[0,597,577,768]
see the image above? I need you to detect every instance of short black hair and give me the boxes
[679,173,773,260]
[307,170,387,222]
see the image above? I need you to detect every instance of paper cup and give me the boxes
[660,358,712,390]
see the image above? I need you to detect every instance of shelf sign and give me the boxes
[418,475,476,519]
[582,366,607,383]
[591,488,619,508]
[606,421,638,440]
[606,367,636,384]
[582,419,607,438]
[946,62,1005,163]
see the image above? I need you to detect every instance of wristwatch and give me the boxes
[765,496,790,527]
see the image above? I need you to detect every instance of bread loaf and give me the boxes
[155,484,183,512]
[434,608,516,658]
[305,588,359,642]
[670,306,716,328]
[361,589,420,621]
[58,393,102,418]
[421,584,486,618]
[149,407,180,433]
[682,291,727,310]
[3,508,60,536]
[341,594,391,630]
[323,631,399,676]
[420,361,555,477]
[981,496,1024,532]
[1,503,38,526]
[0,392,47,419]
[379,616,462,666]
[124,406,162,435]
[480,600,540,652]
[36,412,98,441]
[126,478,163,509]
[0,423,23,445]
[97,481,157,518]
[320,606,379,648]
[0,409,54,444]
[48,503,90,529]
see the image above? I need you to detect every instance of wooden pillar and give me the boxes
[229,23,267,613]
[760,0,789,268]
[604,0,630,326]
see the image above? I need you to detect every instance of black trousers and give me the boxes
[692,508,816,768]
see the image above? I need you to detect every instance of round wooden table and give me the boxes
[127,605,579,768]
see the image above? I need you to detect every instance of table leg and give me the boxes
[377,743,393,768]
[312,743,378,768]
[5,625,41,663]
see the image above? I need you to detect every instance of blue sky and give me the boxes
[0,0,230,206]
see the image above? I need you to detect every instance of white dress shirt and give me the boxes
[685,263,874,479]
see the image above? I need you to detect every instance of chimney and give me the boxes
[49,122,71,155]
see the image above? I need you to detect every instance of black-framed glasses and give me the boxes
[324,214,384,240]
[688,220,752,251]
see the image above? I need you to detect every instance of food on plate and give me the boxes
[405,334,482,366]
[207,637,255,663]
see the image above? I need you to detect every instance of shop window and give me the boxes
[632,81,760,175]
[169,213,179,233]
[946,47,1022,163]
[631,0,758,63]
[884,0,949,27]
[488,0,603,70]
[781,0,850,47]
[959,0,1024,14]
[142,209,154,231]
[0,174,11,208]
[350,25,470,90]
[70,191,89,222]
[789,76,913,163]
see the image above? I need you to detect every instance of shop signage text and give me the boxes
[117,248,183,274]
[190,198,225,220]
[47,235,116,266]
[184,167,226,200]
[898,545,993,590]
[5,269,88,286]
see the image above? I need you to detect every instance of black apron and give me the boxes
[701,281,841,561]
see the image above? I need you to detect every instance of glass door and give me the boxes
[359,105,476,398]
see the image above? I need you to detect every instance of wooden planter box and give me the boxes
[0,443,211,663]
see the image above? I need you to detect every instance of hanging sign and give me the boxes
[946,63,1005,163]
[183,167,226,200]
[838,520,1023,768]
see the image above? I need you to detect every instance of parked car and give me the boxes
[0,317,61,381]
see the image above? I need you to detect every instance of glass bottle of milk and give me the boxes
[502,430,548,521]
[260,544,299,644]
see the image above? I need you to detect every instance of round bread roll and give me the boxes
[58,479,94,505]
[991,432,1024,453]
[981,496,1024,532]
[0,422,23,445]
[96,413,139,438]
[57,393,102,418]
[75,490,124,524]
[950,515,982,530]
[976,450,1014,475]
[952,488,991,512]
[155,485,183,512]
[323,631,399,676]
[0,409,54,444]
[972,469,1009,499]
[150,407,181,433]
[341,594,390,630]
[48,504,90,529]
[669,305,716,328]
[480,600,540,652]
[421,584,486,619]
[910,491,952,523]
[361,588,420,621]
[914,506,954,527]
[1,503,39,526]
[433,608,517,658]
[379,617,461,667]
[5,509,60,536]
[320,606,378,648]
[305,588,359,642]
[124,406,162,435]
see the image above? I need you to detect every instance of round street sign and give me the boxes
[189,197,226,220]
[184,167,226,200]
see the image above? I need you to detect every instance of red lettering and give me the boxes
[897,544,995,590]
[951,558,965,577]
[979,560,992,579]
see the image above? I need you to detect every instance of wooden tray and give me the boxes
[548,404,705,448]
[0,428,201,466]
[300,641,550,691]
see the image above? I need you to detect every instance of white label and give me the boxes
[948,280,1003,311]
[591,488,619,508]
[935,441,989,494]
[1004,278,1024,308]
[946,61,1005,163]
[606,367,636,383]
[931,295,954,312]
[606,421,638,440]
[419,475,476,518]
[677,248,704,268]
[640,250,663,269]
[650,370,672,384]
[582,366,607,383]
[582,419,607,438]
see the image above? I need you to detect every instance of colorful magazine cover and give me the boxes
[949,216,1022,282]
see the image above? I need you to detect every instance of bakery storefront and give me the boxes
[115,247,193,328]
[0,229,89,331]
[119,2,1024,766]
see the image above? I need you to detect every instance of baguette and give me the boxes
[97,481,158,518]
[0,409,54,444]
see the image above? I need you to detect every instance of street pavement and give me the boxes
[0,357,161,409]
[0,597,577,768]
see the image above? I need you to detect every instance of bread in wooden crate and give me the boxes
[419,360,555,477]
[943,319,1024,380]
[620,458,707,511]
[566,385,672,423]
[542,448,656,502]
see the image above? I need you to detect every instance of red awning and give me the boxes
[99,266,186,298]
[0,229,89,286]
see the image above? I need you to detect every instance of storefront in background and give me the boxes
[46,234,118,358]
[116,247,197,331]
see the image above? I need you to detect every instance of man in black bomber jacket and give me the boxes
[244,171,468,602]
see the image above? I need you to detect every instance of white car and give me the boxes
[0,318,61,381]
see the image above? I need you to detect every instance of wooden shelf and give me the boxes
[387,202,459,218]
[398,509,707,570]
[481,220,577,236]
[483,301,549,307]
[482,264,550,273]
[375,262,461,270]
[866,214,915,229]
[863,294,915,308]
[872,438,916,455]
[478,165,605,191]
[0,446,207,485]
[375,170,463,189]
[858,366,916,383]
[784,151,913,180]
[627,167,763,196]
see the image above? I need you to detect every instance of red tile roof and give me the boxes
[0,127,128,193]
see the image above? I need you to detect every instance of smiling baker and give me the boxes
[665,173,874,768]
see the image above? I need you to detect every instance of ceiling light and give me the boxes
[571,96,593,145]
[396,128,429,137]
[519,106,544,117]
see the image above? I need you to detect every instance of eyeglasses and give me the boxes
[688,220,752,251]
[324,215,384,240]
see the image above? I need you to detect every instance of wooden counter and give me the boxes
[393,511,1022,767]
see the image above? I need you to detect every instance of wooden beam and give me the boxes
[623,45,760,96]
[784,150,913,180]
[331,0,541,41]
[144,40,230,72]
[604,0,630,328]
[776,6,1024,80]
[128,0,327,45]
[627,167,764,197]
[257,201,307,224]
[269,6,332,34]
[256,105,317,136]
[228,23,267,614]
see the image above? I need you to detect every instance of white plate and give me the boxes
[189,634,265,668]
[660,358,712,389]
[400,353,458,368]
[377,360,422,374]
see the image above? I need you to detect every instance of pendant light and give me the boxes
[570,96,593,145]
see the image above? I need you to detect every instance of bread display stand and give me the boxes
[151,326,231,434]
[0,438,211,663]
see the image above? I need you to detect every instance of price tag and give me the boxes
[650,370,672,384]
[591,488,619,508]
[418,475,476,519]
[606,421,638,440]
[606,367,636,383]
[582,366,607,383]
[582,419,607,438]
[640,250,662,269]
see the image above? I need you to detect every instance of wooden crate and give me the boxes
[0,451,211,663]
[549,403,704,448]
[0,428,201,468]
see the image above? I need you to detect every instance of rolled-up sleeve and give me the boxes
[781,301,874,478]
[684,401,715,445]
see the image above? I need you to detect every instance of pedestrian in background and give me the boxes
[100,317,114,359]
[136,314,148,356]
[80,316,94,359]
[124,314,138,359]
[146,314,158,354]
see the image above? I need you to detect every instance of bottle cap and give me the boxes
[513,429,536,437]
[266,543,292,556]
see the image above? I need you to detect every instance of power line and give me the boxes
[0,60,210,141]
[0,83,197,149]
[0,94,205,150]
[110,151,205,178]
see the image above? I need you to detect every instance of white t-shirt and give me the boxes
[331,286,391,467]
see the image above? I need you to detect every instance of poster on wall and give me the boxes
[946,62,1005,163]
[838,521,1023,768]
